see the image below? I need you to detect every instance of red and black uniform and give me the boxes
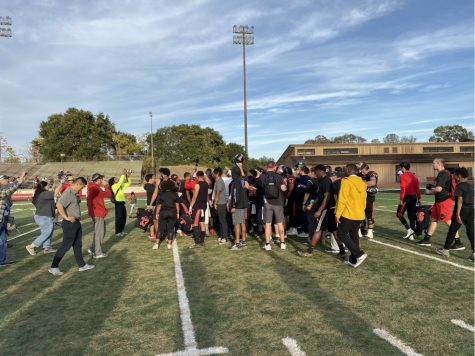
[398,171,421,230]
[430,170,453,222]
[360,171,378,234]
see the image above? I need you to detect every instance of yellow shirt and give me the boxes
[111,175,131,202]
[335,175,367,221]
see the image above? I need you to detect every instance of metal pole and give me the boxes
[242,32,248,157]
[149,112,154,174]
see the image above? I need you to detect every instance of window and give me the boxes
[423,146,454,153]
[460,146,474,152]
[392,147,398,153]
[296,148,315,156]
[323,148,358,155]
[384,147,389,153]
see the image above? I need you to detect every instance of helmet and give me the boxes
[294,161,306,169]
[276,165,287,176]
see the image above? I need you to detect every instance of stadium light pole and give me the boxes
[0,16,12,38]
[149,112,155,174]
[233,24,254,157]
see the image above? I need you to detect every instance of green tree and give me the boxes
[4,147,20,164]
[333,134,367,144]
[371,139,381,144]
[38,108,116,161]
[400,136,417,143]
[383,133,400,143]
[429,125,473,142]
[113,132,144,156]
[313,135,332,143]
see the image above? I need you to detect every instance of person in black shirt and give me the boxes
[153,180,180,250]
[189,171,209,248]
[302,168,319,245]
[358,163,378,239]
[299,165,337,257]
[144,174,157,239]
[435,167,474,259]
[228,162,250,250]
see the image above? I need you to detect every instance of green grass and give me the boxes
[1,194,473,355]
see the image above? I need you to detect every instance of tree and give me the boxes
[4,147,20,164]
[429,125,473,142]
[400,136,417,143]
[0,135,8,162]
[304,139,316,144]
[38,108,116,161]
[113,132,144,156]
[333,134,367,144]
[371,139,381,144]
[383,133,400,143]
[314,135,332,143]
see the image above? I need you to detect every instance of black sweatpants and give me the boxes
[338,217,365,264]
[444,207,474,251]
[158,209,177,241]
[114,202,127,234]
[217,204,230,239]
[361,196,375,234]
[398,195,417,230]
[51,220,85,268]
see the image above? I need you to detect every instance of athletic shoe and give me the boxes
[241,241,247,247]
[434,247,450,257]
[358,229,363,238]
[189,243,203,249]
[25,245,36,256]
[468,253,474,262]
[403,229,415,240]
[48,267,63,276]
[325,249,340,254]
[297,232,309,238]
[344,253,368,268]
[417,237,431,247]
[0,260,15,266]
[449,240,466,251]
[209,229,216,236]
[78,264,95,272]
[280,242,287,250]
[367,229,374,239]
[115,233,122,238]
[263,243,272,251]
[298,250,312,257]
[274,234,280,239]
[152,243,159,250]
[87,248,94,255]
[167,242,172,250]
[43,248,57,254]
[93,253,108,259]
[231,243,242,250]
[286,227,298,235]
[120,232,128,236]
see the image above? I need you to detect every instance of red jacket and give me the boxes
[400,171,421,201]
[87,182,112,218]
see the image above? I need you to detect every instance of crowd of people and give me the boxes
[0,156,473,273]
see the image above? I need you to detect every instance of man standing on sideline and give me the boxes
[212,168,230,244]
[110,169,132,237]
[335,164,368,268]
[418,158,463,250]
[188,171,209,249]
[397,162,421,240]
[0,172,27,266]
[358,163,378,239]
[144,173,157,238]
[87,173,112,259]
[49,177,94,276]
[260,160,287,251]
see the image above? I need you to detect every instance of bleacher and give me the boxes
[0,161,144,185]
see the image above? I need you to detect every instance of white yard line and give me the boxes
[282,337,307,356]
[373,329,423,356]
[7,227,41,241]
[369,239,474,272]
[156,240,228,356]
[451,319,475,333]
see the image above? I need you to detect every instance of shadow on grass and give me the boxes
[267,251,401,355]
[0,249,129,355]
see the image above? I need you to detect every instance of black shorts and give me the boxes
[324,208,337,232]
[192,209,205,225]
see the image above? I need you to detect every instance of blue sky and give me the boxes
[0,0,473,160]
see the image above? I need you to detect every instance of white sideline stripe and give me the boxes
[451,319,475,332]
[373,329,423,356]
[156,240,228,356]
[282,337,307,356]
[369,239,474,272]
[7,228,41,241]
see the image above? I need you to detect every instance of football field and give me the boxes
[1,192,473,356]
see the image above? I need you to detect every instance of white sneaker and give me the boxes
[297,232,309,238]
[403,229,415,240]
[87,248,94,255]
[78,264,95,272]
[344,253,368,268]
[274,234,280,239]
[286,227,298,235]
[280,242,287,250]
[264,243,272,251]
[115,233,122,238]
[367,229,374,239]
[152,243,159,250]
[93,253,108,259]
[120,232,128,236]
[358,229,363,238]
[48,267,64,276]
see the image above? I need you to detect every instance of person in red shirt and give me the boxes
[397,162,421,240]
[86,173,112,258]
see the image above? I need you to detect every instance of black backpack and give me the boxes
[110,186,118,204]
[415,205,432,236]
[263,173,280,200]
